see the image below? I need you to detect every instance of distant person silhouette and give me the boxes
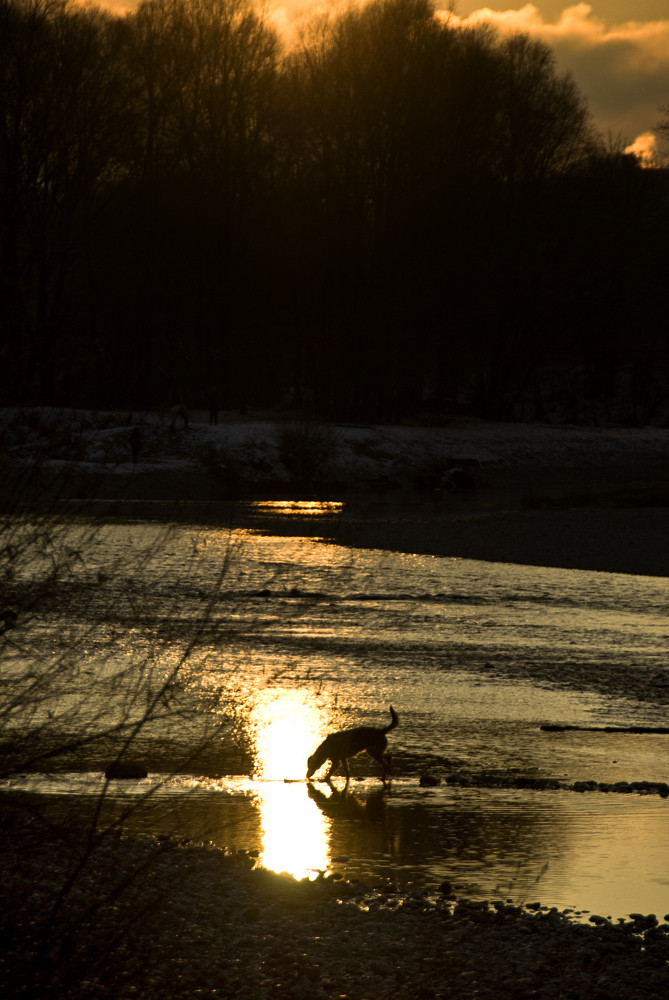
[169,403,189,431]
[129,426,141,463]
[208,386,220,426]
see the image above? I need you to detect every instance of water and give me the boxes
[2,503,668,921]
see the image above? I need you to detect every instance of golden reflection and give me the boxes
[251,687,323,781]
[250,689,330,879]
[248,500,344,517]
[259,782,330,880]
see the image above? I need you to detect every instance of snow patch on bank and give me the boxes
[1,408,668,492]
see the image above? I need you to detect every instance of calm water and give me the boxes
[3,503,669,920]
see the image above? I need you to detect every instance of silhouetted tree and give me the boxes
[1,0,665,421]
[278,1,603,419]
[491,33,596,195]
[278,0,460,415]
[96,0,281,410]
[655,104,669,150]
[0,0,126,404]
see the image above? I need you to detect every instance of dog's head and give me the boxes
[306,743,328,779]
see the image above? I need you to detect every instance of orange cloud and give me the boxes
[91,0,135,12]
[443,5,669,147]
[624,131,660,167]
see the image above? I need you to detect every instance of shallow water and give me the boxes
[2,506,669,920]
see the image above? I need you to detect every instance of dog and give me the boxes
[306,706,398,783]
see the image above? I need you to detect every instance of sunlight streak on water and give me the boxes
[257,781,330,880]
[248,688,331,879]
[249,688,324,780]
[248,501,344,517]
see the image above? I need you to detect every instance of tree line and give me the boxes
[1,0,668,423]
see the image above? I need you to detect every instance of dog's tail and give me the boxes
[384,705,399,733]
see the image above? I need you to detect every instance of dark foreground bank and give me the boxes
[2,802,668,1000]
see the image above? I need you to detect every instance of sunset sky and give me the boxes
[445,3,669,161]
[98,0,669,162]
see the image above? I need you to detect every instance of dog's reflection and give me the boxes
[307,780,388,824]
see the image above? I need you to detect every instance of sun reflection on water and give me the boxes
[248,501,344,518]
[251,687,324,781]
[250,689,331,879]
[259,782,330,880]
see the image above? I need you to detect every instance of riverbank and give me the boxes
[2,409,669,576]
[2,802,668,1000]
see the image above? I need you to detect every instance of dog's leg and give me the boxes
[327,759,340,780]
[367,747,390,782]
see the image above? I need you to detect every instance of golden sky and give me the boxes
[445,4,669,160]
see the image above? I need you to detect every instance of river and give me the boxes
[2,501,668,922]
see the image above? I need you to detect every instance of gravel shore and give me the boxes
[2,805,668,1000]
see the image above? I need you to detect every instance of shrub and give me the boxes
[276,422,339,482]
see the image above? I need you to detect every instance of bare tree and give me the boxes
[0,444,242,996]
[490,33,599,198]
[0,0,127,404]
[655,103,669,159]
[122,0,279,198]
[116,0,281,408]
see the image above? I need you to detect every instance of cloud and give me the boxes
[443,4,669,148]
[624,131,660,167]
[93,0,135,12]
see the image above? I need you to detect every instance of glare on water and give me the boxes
[246,688,329,878]
[248,500,344,518]
[257,781,329,880]
[3,512,669,917]
[249,688,323,781]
